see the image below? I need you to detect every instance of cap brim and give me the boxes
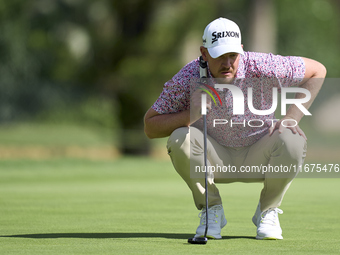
[208,45,244,58]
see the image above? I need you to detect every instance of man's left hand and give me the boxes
[268,118,307,140]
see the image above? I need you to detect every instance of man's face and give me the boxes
[200,47,241,83]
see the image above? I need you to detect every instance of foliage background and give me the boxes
[0,0,339,156]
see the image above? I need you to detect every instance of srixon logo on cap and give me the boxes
[212,31,240,44]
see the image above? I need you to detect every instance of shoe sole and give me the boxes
[195,235,221,239]
[256,236,283,240]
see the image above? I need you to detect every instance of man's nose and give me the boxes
[221,57,231,68]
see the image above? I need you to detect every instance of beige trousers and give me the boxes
[166,126,307,212]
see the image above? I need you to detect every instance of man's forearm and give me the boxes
[285,79,323,123]
[144,110,192,139]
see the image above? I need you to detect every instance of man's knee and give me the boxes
[274,129,307,161]
[167,127,190,154]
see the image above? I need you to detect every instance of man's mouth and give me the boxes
[221,70,232,76]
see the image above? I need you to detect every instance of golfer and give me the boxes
[144,17,326,240]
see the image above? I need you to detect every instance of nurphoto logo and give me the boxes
[199,82,312,128]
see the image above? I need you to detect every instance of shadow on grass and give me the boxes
[0,233,255,240]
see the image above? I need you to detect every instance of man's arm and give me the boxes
[269,57,327,138]
[144,89,210,139]
[143,108,191,139]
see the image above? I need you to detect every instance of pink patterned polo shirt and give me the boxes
[152,51,305,147]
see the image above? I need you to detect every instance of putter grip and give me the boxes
[199,56,207,78]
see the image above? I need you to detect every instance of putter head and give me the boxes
[187,237,208,245]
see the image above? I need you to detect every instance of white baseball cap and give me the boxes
[202,17,244,58]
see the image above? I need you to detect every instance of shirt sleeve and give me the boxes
[244,52,306,87]
[151,79,189,114]
[151,59,199,114]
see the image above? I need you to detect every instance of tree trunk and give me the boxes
[247,0,277,54]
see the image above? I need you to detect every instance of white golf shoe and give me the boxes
[252,204,283,240]
[194,204,227,239]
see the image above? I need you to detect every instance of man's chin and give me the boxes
[215,76,235,84]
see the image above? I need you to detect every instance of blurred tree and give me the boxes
[84,0,157,155]
[276,0,340,105]
[0,0,92,122]
[247,0,276,53]
[0,0,338,155]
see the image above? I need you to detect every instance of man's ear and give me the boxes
[200,46,209,61]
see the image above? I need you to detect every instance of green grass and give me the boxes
[1,157,340,254]
[0,123,114,146]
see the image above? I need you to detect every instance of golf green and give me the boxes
[0,157,339,254]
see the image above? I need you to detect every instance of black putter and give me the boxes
[188,56,209,245]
